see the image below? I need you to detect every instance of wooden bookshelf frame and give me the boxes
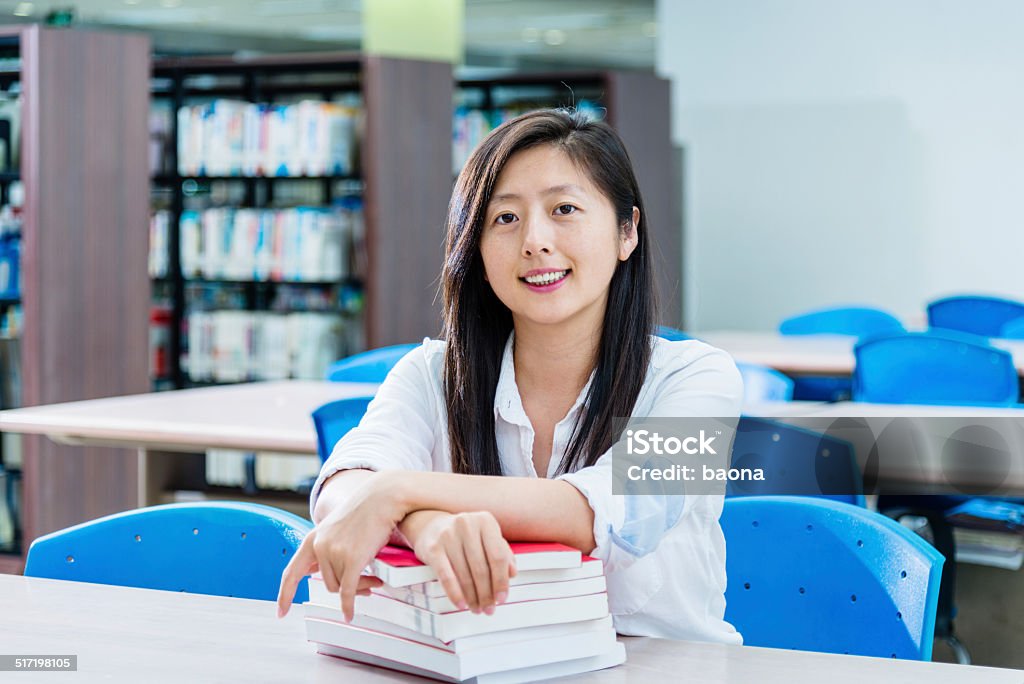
[0,25,152,571]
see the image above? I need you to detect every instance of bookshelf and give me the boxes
[0,25,152,572]
[150,53,453,389]
[455,71,681,326]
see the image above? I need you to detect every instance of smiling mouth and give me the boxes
[520,269,571,286]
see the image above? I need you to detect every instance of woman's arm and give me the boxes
[381,470,596,552]
[278,469,594,621]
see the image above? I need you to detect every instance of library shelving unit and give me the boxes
[0,26,151,574]
[455,71,681,327]
[150,53,453,389]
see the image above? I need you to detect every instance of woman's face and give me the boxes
[479,144,639,332]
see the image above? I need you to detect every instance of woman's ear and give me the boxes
[619,206,640,261]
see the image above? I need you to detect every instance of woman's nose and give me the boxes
[521,217,554,257]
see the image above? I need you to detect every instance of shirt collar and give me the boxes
[493,330,596,429]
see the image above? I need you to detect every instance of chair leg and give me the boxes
[943,634,971,665]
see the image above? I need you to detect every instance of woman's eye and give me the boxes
[555,204,577,216]
[495,212,517,225]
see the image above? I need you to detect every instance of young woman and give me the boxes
[278,109,743,644]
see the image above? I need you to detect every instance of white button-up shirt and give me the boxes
[311,334,744,644]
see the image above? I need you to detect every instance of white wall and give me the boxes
[656,0,1024,331]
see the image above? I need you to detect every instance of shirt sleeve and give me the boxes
[309,343,440,517]
[557,340,743,572]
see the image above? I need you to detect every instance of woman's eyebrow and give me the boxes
[490,184,586,203]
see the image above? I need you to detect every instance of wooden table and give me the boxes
[698,330,1024,377]
[0,381,379,515]
[1,575,1018,683]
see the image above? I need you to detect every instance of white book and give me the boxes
[305,614,618,681]
[179,211,203,278]
[397,558,605,599]
[345,591,609,642]
[313,636,625,684]
[305,603,613,653]
[373,575,607,614]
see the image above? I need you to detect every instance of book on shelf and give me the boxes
[185,310,343,382]
[303,542,624,682]
[177,99,360,178]
[179,206,353,283]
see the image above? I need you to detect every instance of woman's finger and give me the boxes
[462,525,495,614]
[339,559,367,623]
[356,575,384,596]
[427,550,467,611]
[277,532,316,617]
[481,528,513,607]
[444,537,480,613]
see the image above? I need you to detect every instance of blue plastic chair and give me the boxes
[654,325,690,341]
[25,502,312,602]
[854,329,1019,663]
[728,417,864,506]
[779,306,905,337]
[779,306,905,401]
[312,396,374,463]
[853,330,1019,406]
[325,343,419,383]
[736,362,794,403]
[1001,316,1024,339]
[928,295,1024,338]
[721,496,943,660]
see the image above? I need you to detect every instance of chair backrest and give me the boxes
[721,496,943,660]
[779,306,905,337]
[928,295,1024,337]
[1001,316,1024,339]
[853,331,1019,405]
[312,396,374,462]
[655,325,690,341]
[736,362,794,403]
[728,417,863,506]
[325,343,419,383]
[25,502,313,602]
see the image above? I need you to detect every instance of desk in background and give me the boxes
[1,575,1018,683]
[699,330,1024,379]
[0,381,379,545]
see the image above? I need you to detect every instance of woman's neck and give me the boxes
[512,320,600,397]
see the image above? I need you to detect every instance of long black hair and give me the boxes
[442,108,655,476]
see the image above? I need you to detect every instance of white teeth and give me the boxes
[524,270,568,285]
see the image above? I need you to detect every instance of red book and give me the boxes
[370,543,582,588]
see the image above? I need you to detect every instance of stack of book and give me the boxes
[948,499,1024,570]
[304,543,625,683]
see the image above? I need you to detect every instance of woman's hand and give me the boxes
[277,472,405,620]
[411,511,517,615]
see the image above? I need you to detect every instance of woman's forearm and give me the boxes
[312,469,378,523]
[383,471,597,553]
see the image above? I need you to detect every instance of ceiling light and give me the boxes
[124,0,141,5]
[543,29,566,46]
[521,27,539,43]
[13,2,33,16]
[642,22,657,38]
